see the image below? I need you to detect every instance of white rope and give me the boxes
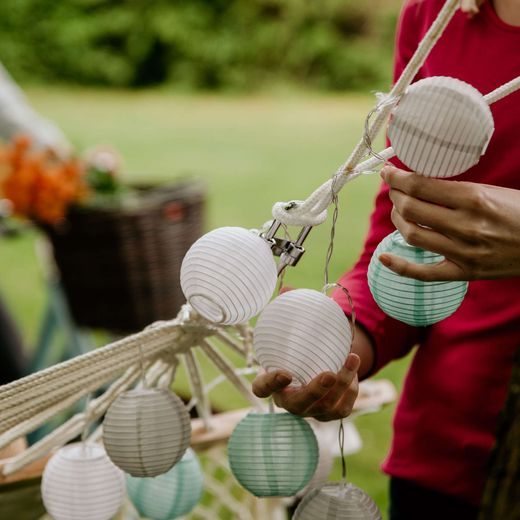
[184,350,212,429]
[274,69,519,228]
[198,339,265,411]
[272,0,460,227]
[484,75,520,104]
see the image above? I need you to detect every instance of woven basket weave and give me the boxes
[46,179,205,333]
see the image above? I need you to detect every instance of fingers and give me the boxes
[273,371,337,414]
[252,370,292,398]
[388,187,454,236]
[273,354,361,421]
[390,207,458,256]
[379,253,466,281]
[381,165,472,209]
[306,354,360,421]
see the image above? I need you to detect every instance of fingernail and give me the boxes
[319,374,336,388]
[275,373,291,386]
[345,353,360,371]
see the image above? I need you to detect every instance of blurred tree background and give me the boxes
[0,0,401,91]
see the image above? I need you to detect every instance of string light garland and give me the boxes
[368,231,468,326]
[253,289,352,386]
[180,226,278,324]
[103,388,191,477]
[41,443,125,520]
[126,448,204,520]
[294,482,382,520]
[228,411,318,497]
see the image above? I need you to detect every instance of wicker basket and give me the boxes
[46,180,205,333]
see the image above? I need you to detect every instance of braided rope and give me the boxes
[272,0,460,227]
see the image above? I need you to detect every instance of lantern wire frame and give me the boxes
[0,2,519,516]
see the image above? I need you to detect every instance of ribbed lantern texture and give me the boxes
[41,443,125,520]
[180,226,278,324]
[388,76,494,178]
[294,482,382,520]
[368,231,468,326]
[253,289,352,386]
[126,448,204,520]
[228,412,318,497]
[103,388,191,477]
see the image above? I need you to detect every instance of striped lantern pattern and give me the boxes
[368,231,468,326]
[253,289,352,386]
[228,412,318,497]
[294,482,382,520]
[103,388,191,477]
[180,227,278,324]
[388,76,494,178]
[41,443,125,520]
[126,448,204,520]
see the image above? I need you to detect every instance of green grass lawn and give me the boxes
[0,87,410,518]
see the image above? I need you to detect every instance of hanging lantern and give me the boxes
[42,442,125,520]
[388,76,494,178]
[294,482,382,520]
[126,448,204,520]
[253,289,352,386]
[103,388,191,477]
[228,411,318,497]
[180,226,278,324]
[368,231,468,326]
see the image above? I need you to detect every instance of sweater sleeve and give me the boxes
[333,0,428,373]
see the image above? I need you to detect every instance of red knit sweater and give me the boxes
[334,0,520,506]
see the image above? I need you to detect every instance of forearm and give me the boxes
[351,323,376,379]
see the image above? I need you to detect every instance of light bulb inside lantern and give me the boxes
[294,482,382,520]
[103,388,191,477]
[228,412,318,497]
[368,231,468,326]
[180,226,278,324]
[253,289,352,386]
[42,443,125,520]
[388,76,494,178]
[126,448,204,520]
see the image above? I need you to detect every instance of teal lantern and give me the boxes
[228,412,318,497]
[368,231,468,326]
[126,448,204,520]
[294,482,382,520]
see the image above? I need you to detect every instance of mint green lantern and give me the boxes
[126,448,203,520]
[228,412,318,497]
[368,231,468,326]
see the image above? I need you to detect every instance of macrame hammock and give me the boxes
[0,1,519,518]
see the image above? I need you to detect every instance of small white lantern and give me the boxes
[294,482,382,520]
[103,388,191,477]
[126,448,204,520]
[368,231,468,326]
[180,226,278,324]
[42,442,125,520]
[388,76,494,178]
[253,289,352,386]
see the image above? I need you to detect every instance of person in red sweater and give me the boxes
[253,1,520,518]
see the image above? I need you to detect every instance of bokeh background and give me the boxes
[0,1,411,518]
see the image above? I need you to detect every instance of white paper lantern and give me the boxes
[294,482,382,520]
[253,289,352,386]
[180,226,278,324]
[42,442,125,520]
[126,448,204,520]
[388,76,494,177]
[228,412,318,497]
[368,231,468,326]
[103,388,191,477]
